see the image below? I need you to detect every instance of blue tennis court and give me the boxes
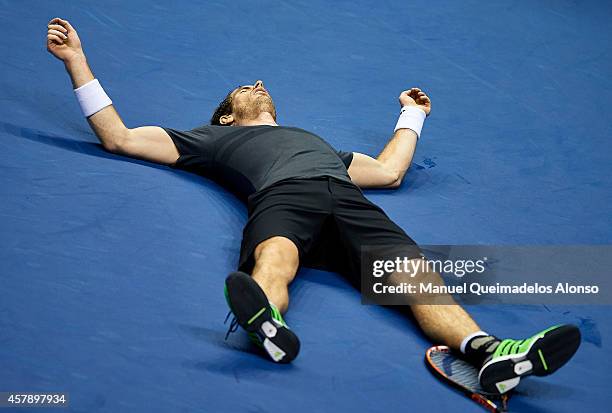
[1,1,610,411]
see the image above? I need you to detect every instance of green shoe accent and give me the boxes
[479,324,581,395]
[224,274,290,347]
[538,349,548,371]
[224,272,301,363]
[246,303,289,345]
[493,325,560,358]
[247,307,267,325]
[225,288,289,347]
[224,285,232,310]
[269,302,288,328]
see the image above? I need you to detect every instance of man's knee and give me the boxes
[253,236,299,280]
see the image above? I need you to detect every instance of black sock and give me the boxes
[463,335,501,367]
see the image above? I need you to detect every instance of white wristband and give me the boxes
[394,106,426,138]
[74,79,113,117]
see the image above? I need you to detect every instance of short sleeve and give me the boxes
[162,125,217,174]
[336,150,354,168]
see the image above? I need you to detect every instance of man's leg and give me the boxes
[227,178,333,363]
[225,236,301,363]
[251,236,299,313]
[399,260,580,394]
[382,259,482,349]
[411,303,480,350]
[299,179,580,383]
[389,261,481,349]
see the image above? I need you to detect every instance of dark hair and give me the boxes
[210,88,236,126]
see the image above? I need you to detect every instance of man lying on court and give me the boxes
[46,18,581,395]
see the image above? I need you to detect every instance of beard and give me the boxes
[234,95,277,121]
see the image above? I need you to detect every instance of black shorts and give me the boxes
[238,177,421,285]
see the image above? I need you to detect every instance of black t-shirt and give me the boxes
[163,125,354,198]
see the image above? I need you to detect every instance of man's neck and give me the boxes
[235,112,278,127]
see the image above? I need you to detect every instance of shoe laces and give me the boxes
[224,310,239,340]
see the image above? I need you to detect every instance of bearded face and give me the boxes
[230,81,277,122]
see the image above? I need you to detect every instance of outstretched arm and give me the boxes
[346,88,431,188]
[47,18,179,164]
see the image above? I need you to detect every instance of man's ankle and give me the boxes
[460,331,501,367]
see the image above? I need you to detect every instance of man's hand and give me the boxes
[46,18,84,62]
[399,88,431,116]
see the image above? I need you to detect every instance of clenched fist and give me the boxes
[46,18,84,62]
[399,88,431,116]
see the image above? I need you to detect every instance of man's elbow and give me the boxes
[384,168,403,189]
[102,128,131,154]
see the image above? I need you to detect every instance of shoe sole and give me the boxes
[479,324,581,394]
[225,272,300,363]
